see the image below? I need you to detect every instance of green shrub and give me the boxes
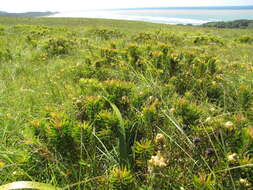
[94,110,119,148]
[174,98,201,126]
[30,112,79,163]
[0,25,5,35]
[155,31,182,45]
[134,140,154,169]
[102,80,134,112]
[42,36,75,56]
[133,32,153,42]
[100,47,118,63]
[237,85,252,109]
[88,28,123,40]
[127,43,141,66]
[0,48,12,62]
[149,51,164,69]
[79,78,102,93]
[70,61,96,81]
[109,167,135,190]
[236,35,253,44]
[71,122,93,147]
[75,96,106,122]
[192,34,224,45]
[0,25,5,31]
[25,27,51,47]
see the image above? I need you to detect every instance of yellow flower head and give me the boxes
[224,121,234,131]
[30,120,40,127]
[155,133,166,144]
[227,153,238,163]
[0,161,5,168]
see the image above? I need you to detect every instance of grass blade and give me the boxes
[105,98,129,166]
[0,181,61,190]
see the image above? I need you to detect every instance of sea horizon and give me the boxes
[50,5,253,25]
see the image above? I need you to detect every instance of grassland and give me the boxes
[0,17,253,189]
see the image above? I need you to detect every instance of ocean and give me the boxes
[50,6,253,25]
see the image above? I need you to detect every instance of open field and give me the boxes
[0,17,253,189]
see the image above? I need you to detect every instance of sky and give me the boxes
[1,0,253,12]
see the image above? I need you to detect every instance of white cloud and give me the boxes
[1,0,252,12]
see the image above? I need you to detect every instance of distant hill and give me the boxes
[0,11,57,17]
[202,19,253,29]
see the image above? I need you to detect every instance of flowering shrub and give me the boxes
[75,96,106,122]
[102,80,134,112]
[108,167,135,189]
[133,32,153,42]
[88,28,123,40]
[100,47,118,63]
[192,34,224,45]
[42,36,75,56]
[236,35,253,44]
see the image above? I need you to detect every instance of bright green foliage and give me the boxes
[134,140,154,169]
[193,34,224,45]
[108,167,135,190]
[95,110,118,146]
[88,28,123,40]
[103,80,133,103]
[0,17,253,189]
[42,36,75,56]
[174,98,201,125]
[193,173,216,190]
[33,112,79,163]
[238,85,253,109]
[133,32,153,42]
[100,48,118,64]
[236,35,253,44]
[0,48,12,62]
[76,96,106,122]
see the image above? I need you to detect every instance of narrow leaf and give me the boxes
[0,181,61,190]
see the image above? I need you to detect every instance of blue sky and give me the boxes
[1,0,253,12]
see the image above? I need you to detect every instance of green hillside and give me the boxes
[0,11,57,17]
[202,19,253,29]
[0,17,253,189]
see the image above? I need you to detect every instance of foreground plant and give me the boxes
[0,181,61,190]
[108,167,135,190]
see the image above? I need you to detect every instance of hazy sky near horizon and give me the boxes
[1,0,253,12]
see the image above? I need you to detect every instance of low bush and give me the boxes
[42,36,76,56]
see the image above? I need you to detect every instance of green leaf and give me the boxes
[0,181,61,190]
[105,97,129,166]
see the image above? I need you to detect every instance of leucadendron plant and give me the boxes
[1,17,253,189]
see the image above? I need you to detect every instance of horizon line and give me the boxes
[2,5,253,13]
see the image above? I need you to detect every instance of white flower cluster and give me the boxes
[227,153,238,163]
[240,178,251,187]
[148,133,168,173]
[148,151,167,173]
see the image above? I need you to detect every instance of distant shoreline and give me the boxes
[50,6,253,26]
[1,6,253,26]
[106,5,253,11]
